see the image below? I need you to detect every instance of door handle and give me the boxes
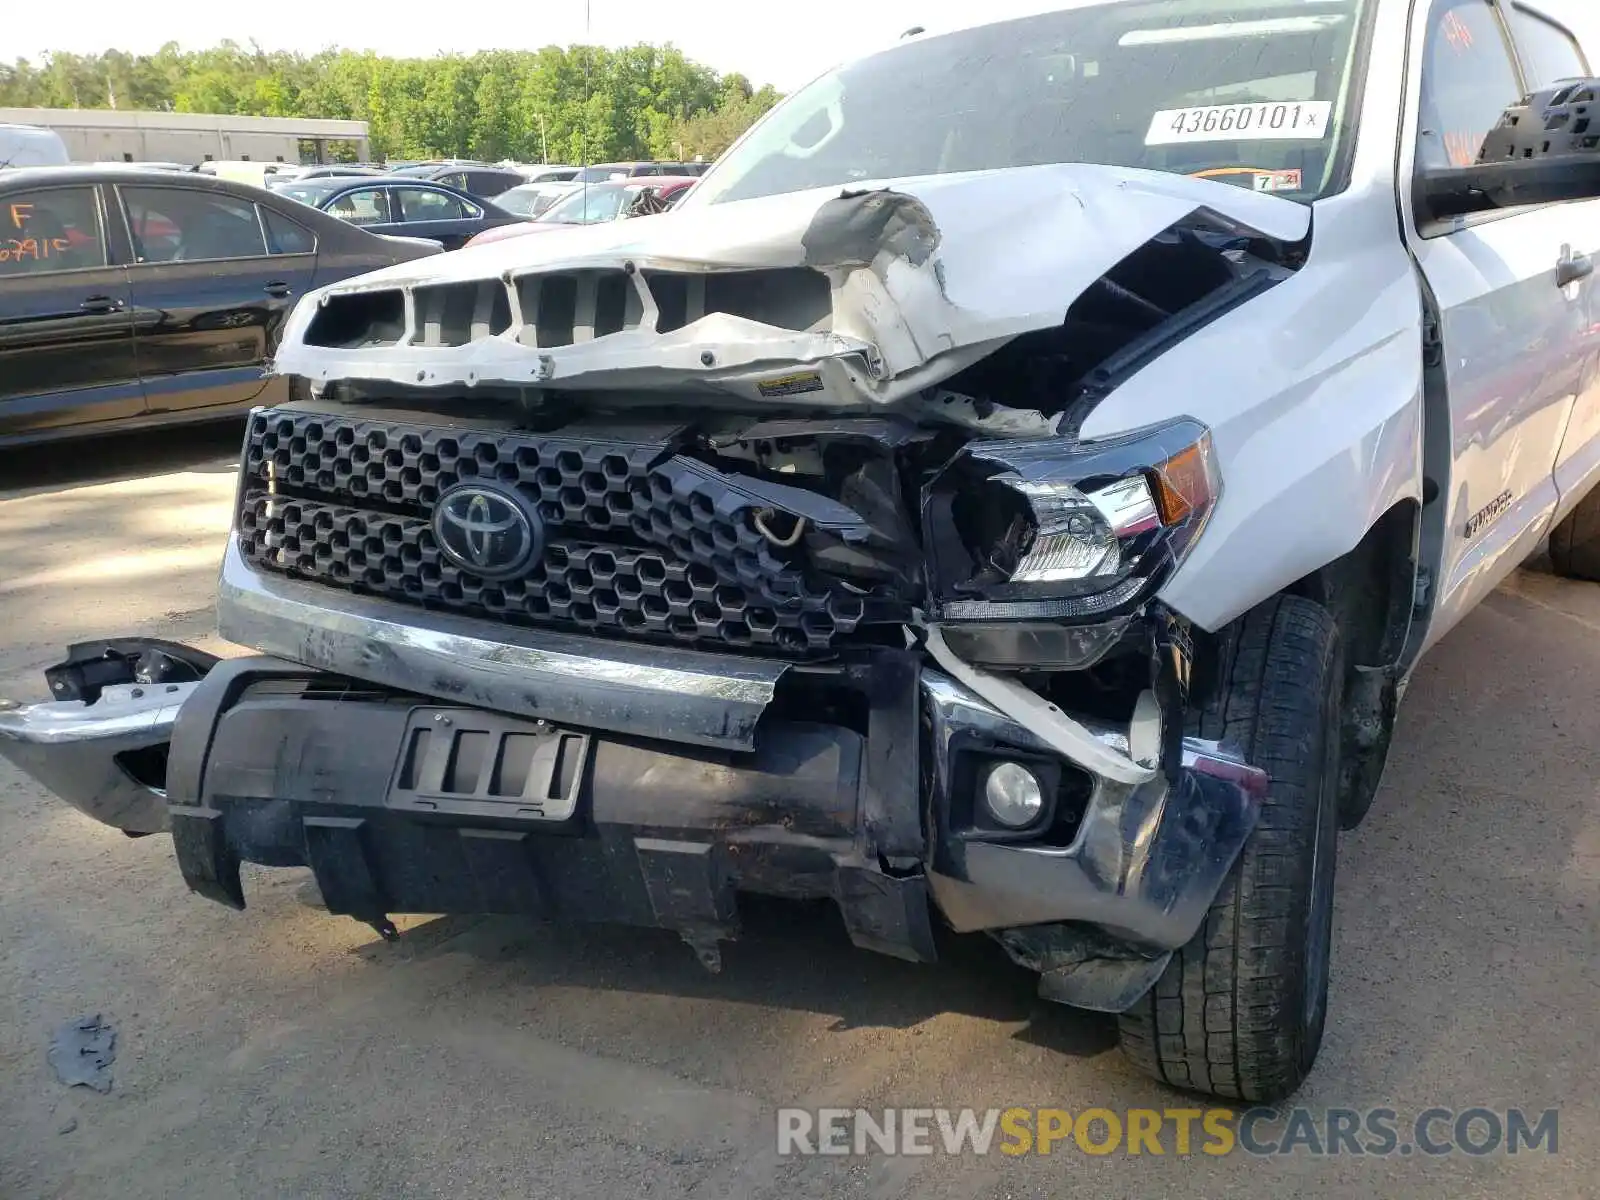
[79,294,124,313]
[263,280,293,298]
[1557,246,1594,289]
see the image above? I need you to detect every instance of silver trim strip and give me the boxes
[216,539,789,750]
[0,682,195,834]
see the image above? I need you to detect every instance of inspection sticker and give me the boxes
[1145,101,1332,145]
[1252,168,1303,193]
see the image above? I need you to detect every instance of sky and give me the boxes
[11,0,1600,93]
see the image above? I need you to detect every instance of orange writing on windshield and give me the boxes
[3,201,87,265]
[1,237,72,263]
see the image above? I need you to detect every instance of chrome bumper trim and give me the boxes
[215,539,789,750]
[0,682,197,835]
[922,671,1266,953]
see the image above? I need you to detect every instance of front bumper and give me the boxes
[2,641,1263,974]
[0,548,1268,1008]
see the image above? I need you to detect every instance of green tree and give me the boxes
[0,40,782,165]
[470,52,522,161]
[667,83,780,161]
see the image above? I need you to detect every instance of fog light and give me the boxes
[983,761,1045,829]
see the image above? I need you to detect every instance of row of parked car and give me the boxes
[0,155,703,445]
[269,160,704,251]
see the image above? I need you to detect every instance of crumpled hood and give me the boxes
[274,163,1309,409]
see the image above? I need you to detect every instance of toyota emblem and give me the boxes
[432,484,543,579]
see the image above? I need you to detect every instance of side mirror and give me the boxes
[1419,80,1600,221]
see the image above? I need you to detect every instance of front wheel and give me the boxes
[1117,596,1343,1102]
[1549,486,1600,581]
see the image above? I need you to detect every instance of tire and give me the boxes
[1117,595,1342,1102]
[1549,488,1600,580]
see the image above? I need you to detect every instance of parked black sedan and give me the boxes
[0,166,440,447]
[275,177,524,249]
[388,163,528,198]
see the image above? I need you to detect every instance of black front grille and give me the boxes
[238,409,885,654]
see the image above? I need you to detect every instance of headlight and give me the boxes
[923,417,1219,635]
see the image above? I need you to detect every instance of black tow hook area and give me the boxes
[45,639,219,704]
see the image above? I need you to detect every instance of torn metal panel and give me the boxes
[273,163,1309,409]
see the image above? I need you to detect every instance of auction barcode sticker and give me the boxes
[1145,101,1333,145]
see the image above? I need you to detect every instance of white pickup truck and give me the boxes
[6,0,1600,1103]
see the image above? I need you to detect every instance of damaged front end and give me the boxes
[0,166,1294,1011]
[272,163,1308,420]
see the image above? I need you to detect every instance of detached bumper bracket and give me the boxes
[170,807,244,910]
[636,839,738,932]
[304,816,386,925]
[45,639,219,705]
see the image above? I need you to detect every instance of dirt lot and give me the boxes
[1,426,1596,1199]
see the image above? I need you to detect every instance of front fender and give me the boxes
[1081,219,1425,632]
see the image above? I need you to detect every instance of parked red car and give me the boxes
[464,176,699,248]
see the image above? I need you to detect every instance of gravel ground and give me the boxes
[0,426,1595,1199]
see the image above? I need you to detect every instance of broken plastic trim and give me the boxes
[44,639,219,705]
[923,627,1156,787]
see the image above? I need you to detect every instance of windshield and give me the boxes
[496,186,543,216]
[497,186,569,217]
[539,182,632,224]
[570,165,632,184]
[689,0,1373,208]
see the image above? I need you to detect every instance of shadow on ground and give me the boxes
[0,420,244,498]
[0,423,244,679]
[381,897,1118,1057]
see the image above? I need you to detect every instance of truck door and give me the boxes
[1403,0,1600,650]
[1504,6,1600,530]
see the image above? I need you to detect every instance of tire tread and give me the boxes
[1550,488,1600,580]
[1117,595,1340,1102]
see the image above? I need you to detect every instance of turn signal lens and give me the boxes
[1151,442,1215,525]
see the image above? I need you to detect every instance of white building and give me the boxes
[0,107,370,165]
